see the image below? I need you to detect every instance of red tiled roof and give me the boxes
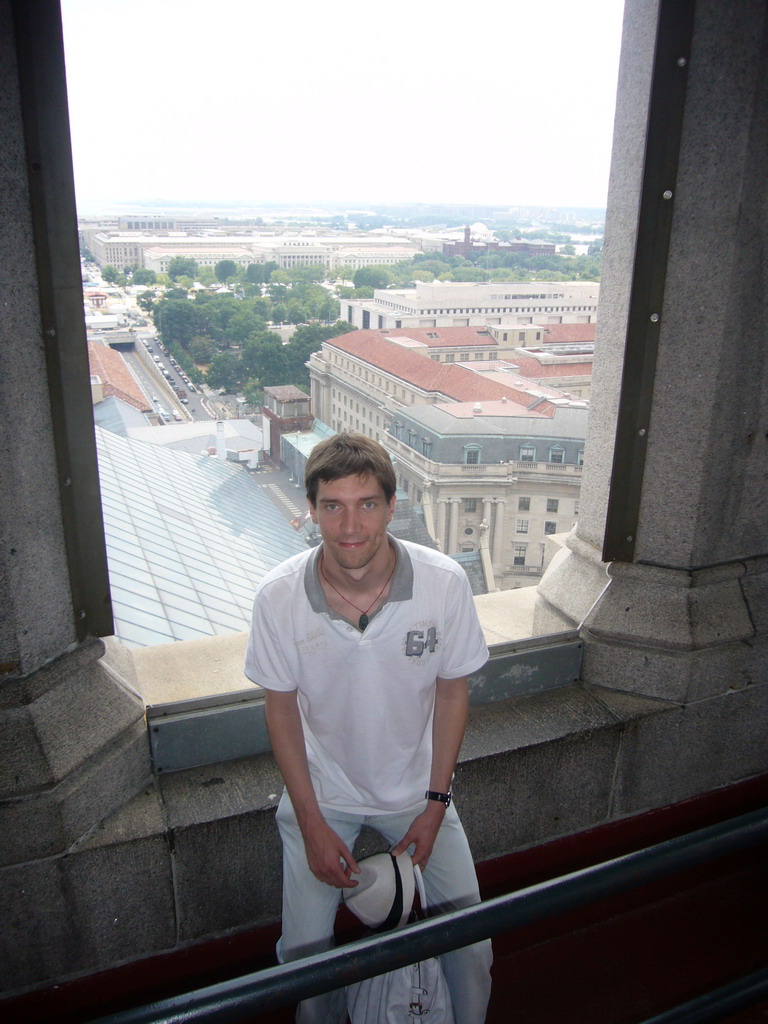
[510,354,593,379]
[380,327,498,349]
[537,323,596,344]
[88,342,151,411]
[324,330,556,415]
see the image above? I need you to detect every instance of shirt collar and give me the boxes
[304,535,413,617]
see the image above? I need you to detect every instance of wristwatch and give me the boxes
[425,789,452,808]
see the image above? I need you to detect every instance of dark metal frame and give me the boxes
[602,0,697,563]
[86,806,768,1024]
[12,0,113,640]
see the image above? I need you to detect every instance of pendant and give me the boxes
[358,614,369,631]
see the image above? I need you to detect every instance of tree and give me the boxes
[136,290,156,313]
[255,336,289,386]
[215,259,238,283]
[197,265,217,286]
[353,266,393,289]
[153,298,203,348]
[132,269,157,286]
[189,336,218,365]
[268,282,289,303]
[286,299,308,324]
[240,330,283,379]
[206,352,244,393]
[101,265,120,284]
[335,264,356,284]
[193,293,238,343]
[243,382,264,409]
[245,263,266,285]
[167,256,199,281]
[450,266,488,282]
[223,306,269,347]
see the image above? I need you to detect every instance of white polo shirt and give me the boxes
[244,537,488,814]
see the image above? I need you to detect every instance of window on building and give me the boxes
[549,447,565,464]
[445,354,454,362]
[547,499,559,513]
[520,446,536,462]
[544,521,557,535]
[422,438,432,457]
[517,519,529,533]
[465,447,480,464]
[408,430,417,447]
[578,449,585,466]
[518,496,530,511]
[464,498,477,513]
[513,544,527,566]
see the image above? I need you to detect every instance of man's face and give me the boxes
[310,473,395,573]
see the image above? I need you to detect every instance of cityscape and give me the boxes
[81,202,604,651]
[4,5,767,1022]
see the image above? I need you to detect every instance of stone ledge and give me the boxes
[2,676,766,996]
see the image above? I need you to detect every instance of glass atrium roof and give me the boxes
[96,427,307,649]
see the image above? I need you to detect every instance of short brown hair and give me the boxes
[305,433,397,506]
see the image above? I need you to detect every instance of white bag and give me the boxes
[346,865,455,1023]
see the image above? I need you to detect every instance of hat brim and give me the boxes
[342,850,415,931]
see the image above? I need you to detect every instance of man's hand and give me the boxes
[391,803,445,870]
[303,818,360,889]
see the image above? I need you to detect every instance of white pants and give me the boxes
[275,793,493,1024]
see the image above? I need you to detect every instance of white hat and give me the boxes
[342,850,415,931]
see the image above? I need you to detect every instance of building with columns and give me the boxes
[308,325,583,443]
[387,401,586,590]
[309,325,589,589]
[1,2,766,1018]
[339,280,600,331]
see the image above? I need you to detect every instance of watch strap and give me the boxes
[425,789,452,807]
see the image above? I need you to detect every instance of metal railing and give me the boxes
[87,806,768,1024]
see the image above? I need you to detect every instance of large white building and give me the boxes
[387,401,587,590]
[142,246,256,273]
[308,327,589,589]
[339,280,600,331]
[82,226,420,273]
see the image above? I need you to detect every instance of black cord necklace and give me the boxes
[320,553,397,631]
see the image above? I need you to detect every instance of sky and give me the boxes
[60,0,625,214]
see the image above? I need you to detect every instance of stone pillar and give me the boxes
[481,497,495,581]
[491,498,506,566]
[482,498,494,533]
[447,498,461,554]
[534,0,768,709]
[436,499,447,552]
[0,0,151,871]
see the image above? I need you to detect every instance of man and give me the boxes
[245,432,492,1023]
